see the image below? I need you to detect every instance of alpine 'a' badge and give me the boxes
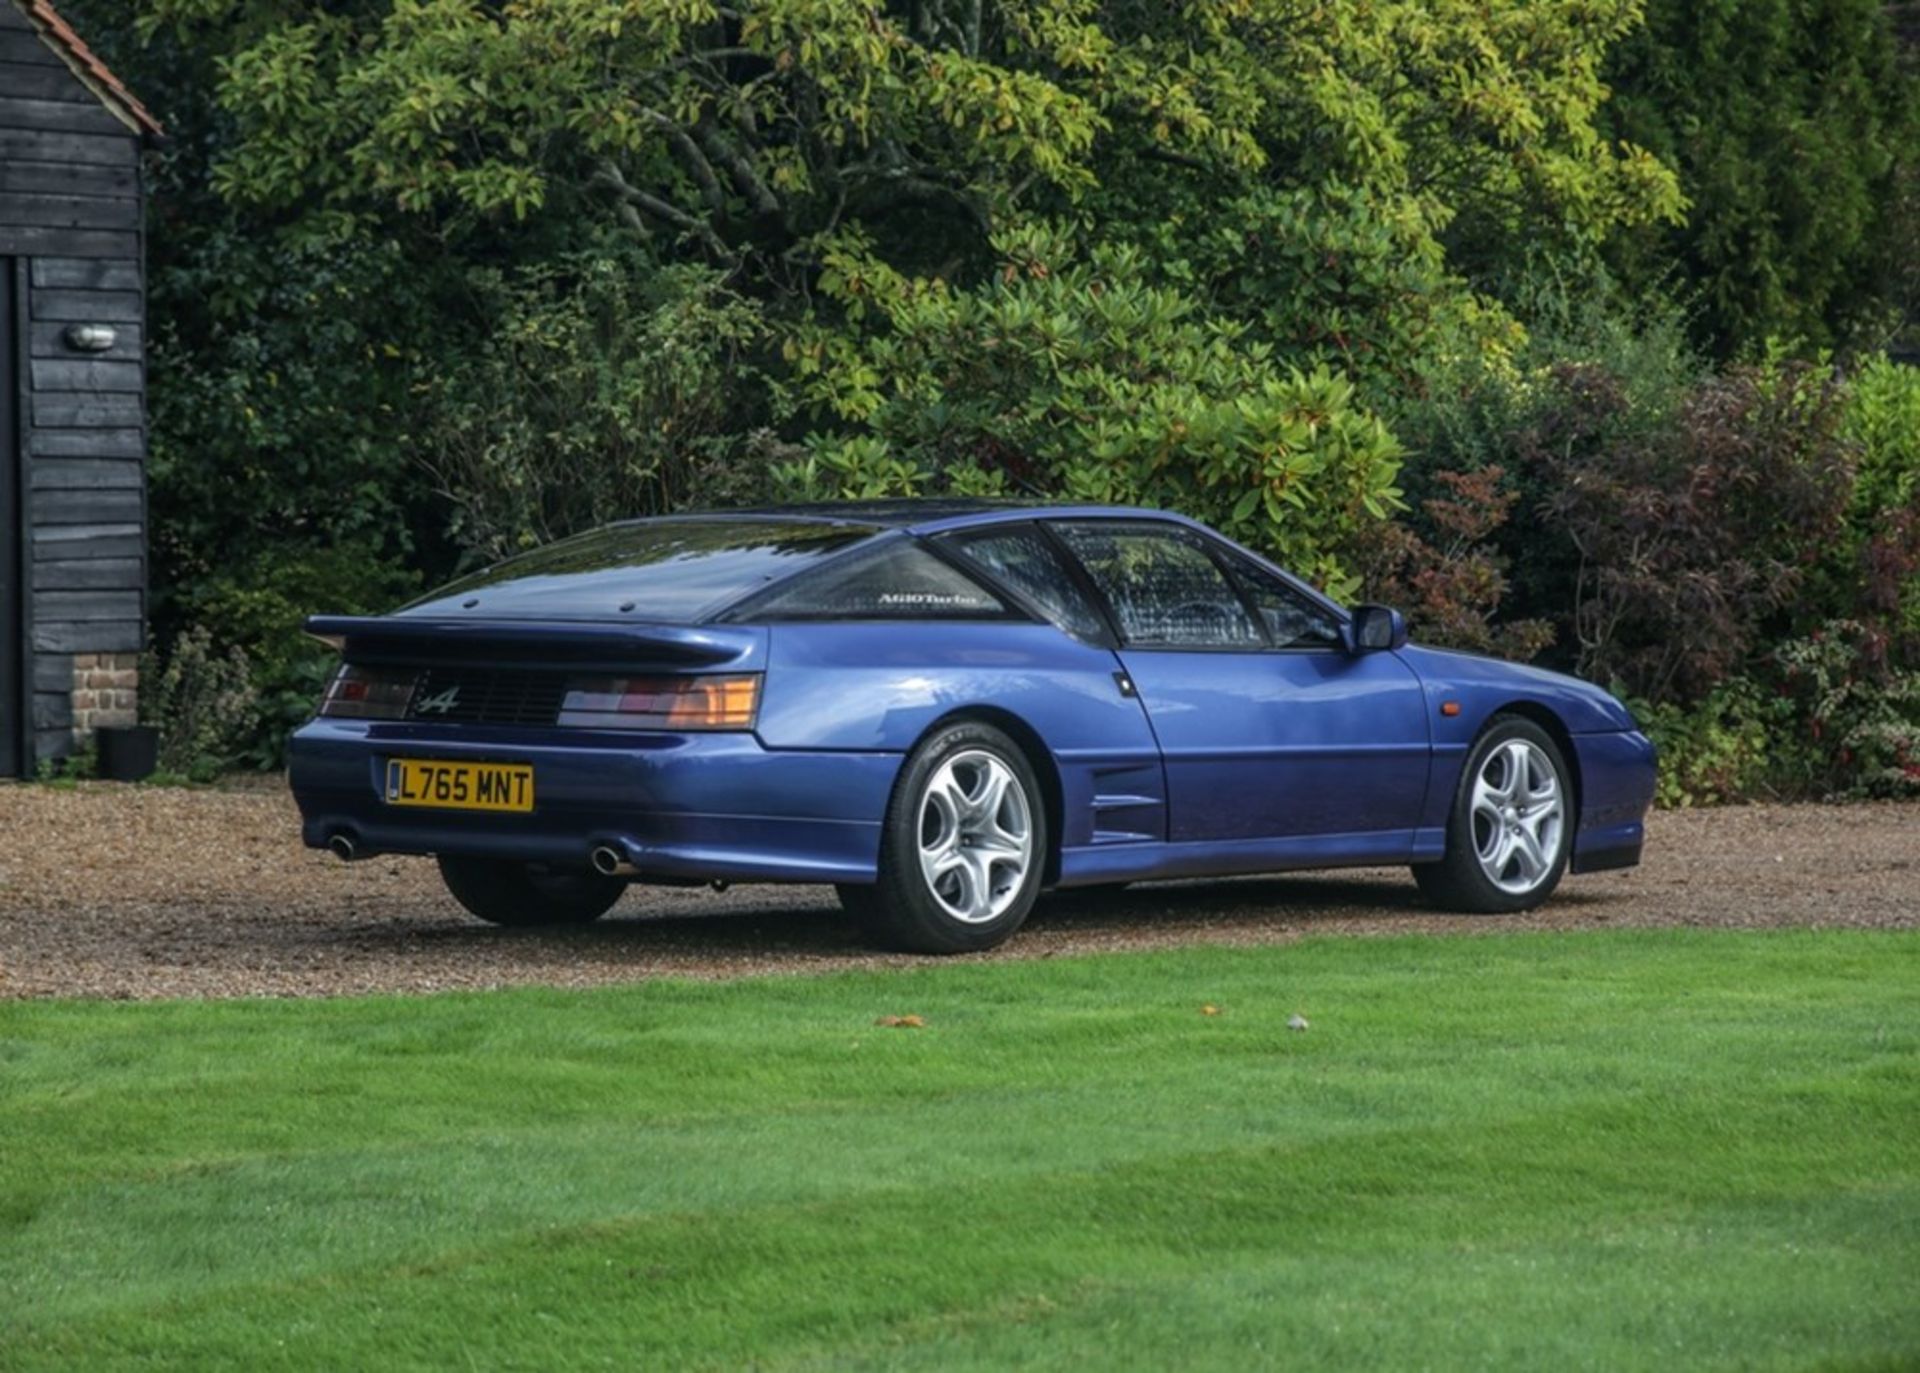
[414,686,462,716]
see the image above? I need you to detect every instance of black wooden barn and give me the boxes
[0,0,159,777]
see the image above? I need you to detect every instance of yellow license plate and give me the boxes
[384,759,534,813]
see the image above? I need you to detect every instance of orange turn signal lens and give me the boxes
[559,674,761,731]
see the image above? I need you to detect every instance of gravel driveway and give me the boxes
[1,782,1914,1000]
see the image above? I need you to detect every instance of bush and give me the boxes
[1357,466,1553,661]
[170,543,419,769]
[780,228,1406,600]
[1627,679,1791,807]
[422,252,773,563]
[140,626,262,782]
[1828,356,1920,653]
[1523,359,1855,702]
[1773,623,1920,800]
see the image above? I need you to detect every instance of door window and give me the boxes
[941,525,1110,642]
[1228,558,1344,650]
[1052,522,1263,648]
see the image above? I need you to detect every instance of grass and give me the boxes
[1,928,1915,1370]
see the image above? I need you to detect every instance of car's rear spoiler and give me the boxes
[304,616,765,673]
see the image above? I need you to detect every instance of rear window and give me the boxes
[401,520,876,622]
[728,538,1012,621]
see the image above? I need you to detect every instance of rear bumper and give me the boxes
[288,720,898,884]
[1569,729,1657,875]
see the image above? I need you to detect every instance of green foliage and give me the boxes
[1603,0,1920,355]
[173,544,418,770]
[1627,679,1788,807]
[79,0,1917,797]
[140,626,264,782]
[1830,357,1920,646]
[32,741,98,788]
[779,229,1405,598]
[1358,466,1553,662]
[422,250,773,560]
[1774,623,1920,800]
[146,0,1680,272]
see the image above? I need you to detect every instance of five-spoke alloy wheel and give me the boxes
[1414,715,1572,913]
[839,720,1047,952]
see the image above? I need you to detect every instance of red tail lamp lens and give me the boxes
[318,664,419,719]
[560,674,761,730]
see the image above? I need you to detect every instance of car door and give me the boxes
[1047,519,1431,847]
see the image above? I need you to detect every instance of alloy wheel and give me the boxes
[916,749,1034,924]
[1469,739,1566,895]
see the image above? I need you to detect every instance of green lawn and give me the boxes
[1,929,1915,1371]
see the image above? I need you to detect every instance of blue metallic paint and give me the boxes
[287,503,1656,897]
[291,720,897,883]
[1115,647,1430,844]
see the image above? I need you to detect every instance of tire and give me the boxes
[1413,715,1573,914]
[836,720,1049,954]
[437,855,625,927]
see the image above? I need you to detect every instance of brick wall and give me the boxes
[71,652,138,739]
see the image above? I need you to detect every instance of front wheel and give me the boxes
[437,855,625,927]
[838,720,1047,953]
[1413,717,1572,914]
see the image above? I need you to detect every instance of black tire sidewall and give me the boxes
[872,721,1048,953]
[438,855,623,926]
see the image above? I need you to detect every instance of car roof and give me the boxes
[714,499,1185,535]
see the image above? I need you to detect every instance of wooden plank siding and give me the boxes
[0,3,151,768]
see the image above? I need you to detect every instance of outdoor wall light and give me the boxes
[64,323,118,352]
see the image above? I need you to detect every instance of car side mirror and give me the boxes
[1347,604,1409,653]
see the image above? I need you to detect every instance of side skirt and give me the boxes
[1055,828,1440,888]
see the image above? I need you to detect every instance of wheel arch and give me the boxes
[1487,700,1583,825]
[914,706,1066,887]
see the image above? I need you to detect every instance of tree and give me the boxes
[1603,0,1920,356]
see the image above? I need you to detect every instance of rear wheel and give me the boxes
[837,720,1047,953]
[437,855,625,927]
[1413,716,1572,914]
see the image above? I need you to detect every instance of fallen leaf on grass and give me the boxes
[1201,1004,1222,1016]
[875,1015,925,1029]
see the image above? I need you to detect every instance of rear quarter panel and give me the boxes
[756,622,1167,849]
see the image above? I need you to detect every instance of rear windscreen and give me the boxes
[401,520,879,622]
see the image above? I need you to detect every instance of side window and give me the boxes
[941,525,1110,642]
[742,538,1010,620]
[1052,522,1263,648]
[1230,558,1344,650]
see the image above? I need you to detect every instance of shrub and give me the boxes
[1524,359,1855,702]
[422,252,772,562]
[1829,356,1920,652]
[1773,622,1920,800]
[1627,679,1791,807]
[140,626,262,782]
[780,228,1406,600]
[171,543,419,768]
[1357,466,1553,660]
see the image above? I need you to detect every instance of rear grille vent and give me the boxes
[404,667,570,727]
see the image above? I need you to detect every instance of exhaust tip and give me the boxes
[327,833,359,862]
[590,845,624,877]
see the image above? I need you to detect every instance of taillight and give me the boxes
[318,664,419,719]
[558,674,761,730]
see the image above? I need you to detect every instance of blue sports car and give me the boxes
[289,502,1656,952]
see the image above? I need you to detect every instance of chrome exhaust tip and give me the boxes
[327,833,359,862]
[590,844,637,878]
